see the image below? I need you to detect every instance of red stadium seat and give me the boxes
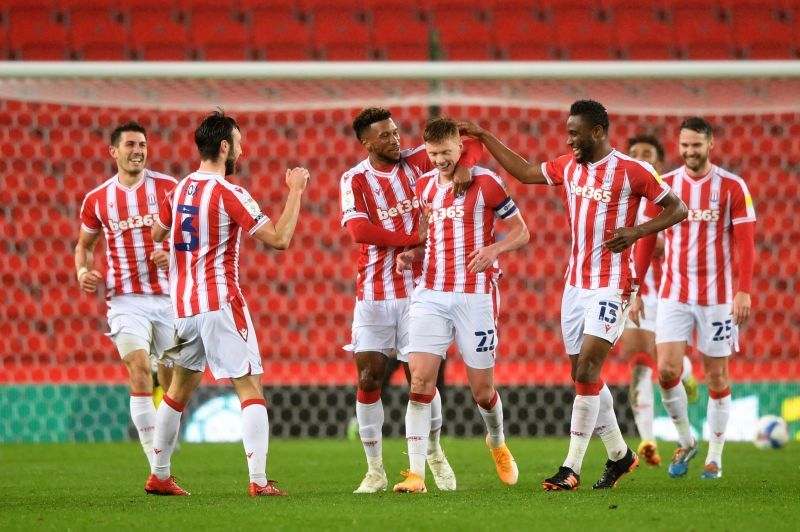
[130,14,190,60]
[69,12,129,60]
[372,10,429,55]
[190,9,250,60]
[492,8,555,60]
[613,7,674,57]
[312,9,371,57]
[8,10,68,60]
[251,9,312,60]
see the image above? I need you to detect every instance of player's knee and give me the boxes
[127,365,152,392]
[409,373,435,394]
[357,368,383,392]
[705,367,728,389]
[471,387,495,408]
[575,359,601,382]
[657,362,681,384]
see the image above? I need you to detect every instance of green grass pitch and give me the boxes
[2,438,798,531]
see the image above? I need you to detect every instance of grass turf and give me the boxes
[2,438,797,531]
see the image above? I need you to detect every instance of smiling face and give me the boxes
[425,135,463,180]
[566,114,598,165]
[361,118,402,166]
[110,131,147,178]
[679,128,713,173]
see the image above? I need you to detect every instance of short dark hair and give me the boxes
[352,107,392,140]
[627,134,665,162]
[195,110,239,161]
[680,116,714,138]
[423,117,459,144]
[111,122,146,146]
[569,99,609,132]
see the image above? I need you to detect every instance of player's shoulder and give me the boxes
[81,176,116,202]
[417,168,438,184]
[472,166,504,186]
[714,165,747,187]
[341,160,369,183]
[400,144,426,160]
[615,150,657,174]
[216,177,251,198]
[145,170,178,185]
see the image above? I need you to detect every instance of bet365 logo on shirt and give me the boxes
[428,205,465,222]
[570,182,611,203]
[108,213,156,231]
[687,209,720,222]
[377,198,420,221]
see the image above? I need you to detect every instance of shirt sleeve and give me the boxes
[222,185,271,235]
[729,179,756,225]
[402,144,433,174]
[340,172,370,227]
[628,161,670,204]
[483,173,519,220]
[157,188,174,230]
[79,194,102,234]
[540,155,569,186]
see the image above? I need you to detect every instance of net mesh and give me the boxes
[1,76,798,442]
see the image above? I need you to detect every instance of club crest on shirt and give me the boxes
[239,327,248,341]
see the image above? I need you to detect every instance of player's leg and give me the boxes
[656,299,699,477]
[697,304,735,479]
[353,350,390,493]
[393,351,440,493]
[572,335,638,490]
[145,363,202,496]
[454,288,517,486]
[395,288,451,493]
[397,296,454,489]
[121,345,158,466]
[622,326,661,466]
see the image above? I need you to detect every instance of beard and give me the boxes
[224,154,236,176]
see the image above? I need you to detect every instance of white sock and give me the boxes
[681,356,693,382]
[563,391,600,474]
[152,397,183,480]
[706,389,731,467]
[428,388,443,456]
[406,399,432,478]
[130,394,157,467]
[660,379,694,448]
[356,397,384,471]
[595,384,627,461]
[631,366,656,442]
[478,391,505,448]
[241,400,269,487]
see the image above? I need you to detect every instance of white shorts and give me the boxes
[624,294,657,333]
[165,296,263,379]
[655,298,738,357]
[406,285,499,370]
[106,294,174,364]
[347,298,411,362]
[561,285,634,355]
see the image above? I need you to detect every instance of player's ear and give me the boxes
[108,145,117,158]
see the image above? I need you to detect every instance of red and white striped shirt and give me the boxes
[634,201,663,299]
[643,165,756,305]
[340,146,432,301]
[79,169,176,298]
[416,166,518,293]
[541,149,670,293]
[158,171,270,318]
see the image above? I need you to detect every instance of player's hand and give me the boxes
[732,291,751,326]
[457,121,485,140]
[78,269,103,293]
[396,250,416,274]
[286,167,310,192]
[604,227,642,253]
[628,296,645,327]
[452,165,473,197]
[150,250,170,270]
[467,245,499,273]
[415,206,431,244]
